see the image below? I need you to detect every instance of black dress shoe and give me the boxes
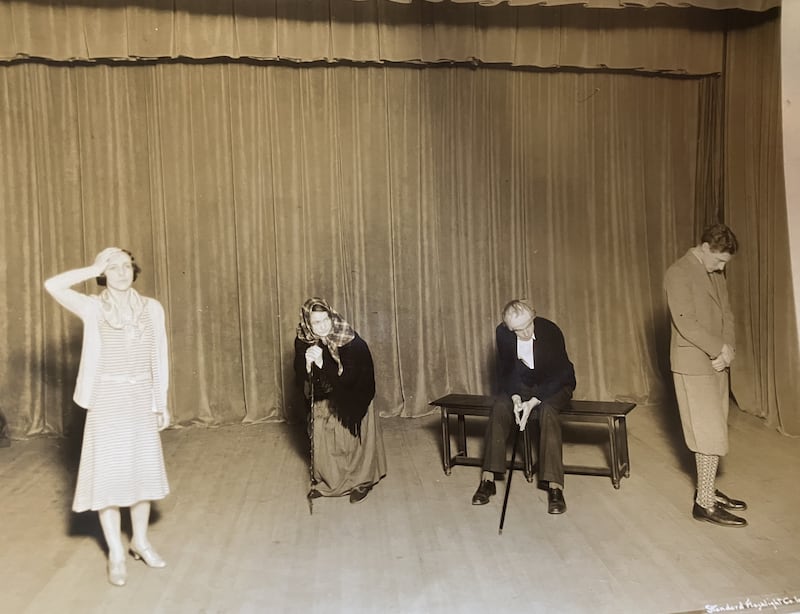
[547,488,566,514]
[472,480,496,505]
[694,489,748,511]
[715,489,747,511]
[349,484,372,504]
[692,502,747,527]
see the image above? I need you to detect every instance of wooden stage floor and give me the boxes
[2,403,799,614]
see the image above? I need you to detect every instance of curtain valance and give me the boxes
[0,1,750,75]
[360,0,779,10]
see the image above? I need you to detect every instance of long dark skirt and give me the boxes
[310,399,386,497]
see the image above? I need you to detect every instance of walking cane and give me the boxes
[499,427,521,535]
[307,375,316,516]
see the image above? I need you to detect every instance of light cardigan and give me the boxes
[44,266,169,412]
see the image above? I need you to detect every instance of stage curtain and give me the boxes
[1,61,703,437]
[724,14,800,436]
[0,1,731,75]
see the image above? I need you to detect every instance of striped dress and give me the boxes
[72,306,170,512]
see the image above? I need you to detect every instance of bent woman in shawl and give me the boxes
[294,297,387,503]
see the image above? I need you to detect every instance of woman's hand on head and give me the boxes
[92,247,123,274]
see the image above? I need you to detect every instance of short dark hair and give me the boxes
[701,223,738,255]
[96,249,141,286]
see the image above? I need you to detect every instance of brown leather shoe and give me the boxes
[471,480,496,505]
[547,488,566,514]
[692,502,747,527]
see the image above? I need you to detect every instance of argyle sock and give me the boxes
[695,452,720,509]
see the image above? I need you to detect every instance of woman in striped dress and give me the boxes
[45,247,170,587]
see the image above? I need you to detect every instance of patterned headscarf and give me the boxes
[296,297,356,375]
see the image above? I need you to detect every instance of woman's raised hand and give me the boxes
[92,247,123,274]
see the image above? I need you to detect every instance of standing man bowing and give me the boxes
[472,300,576,514]
[664,223,748,527]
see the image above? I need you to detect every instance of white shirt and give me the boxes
[517,335,535,370]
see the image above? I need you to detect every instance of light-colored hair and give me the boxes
[501,299,536,324]
[96,249,141,286]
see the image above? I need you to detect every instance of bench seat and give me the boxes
[429,393,636,489]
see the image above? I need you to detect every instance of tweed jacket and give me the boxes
[664,249,735,375]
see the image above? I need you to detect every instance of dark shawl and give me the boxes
[294,333,376,439]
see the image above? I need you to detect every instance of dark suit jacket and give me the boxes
[496,317,576,402]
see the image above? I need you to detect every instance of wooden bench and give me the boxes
[429,393,636,489]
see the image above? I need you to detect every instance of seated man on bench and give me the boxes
[472,299,576,514]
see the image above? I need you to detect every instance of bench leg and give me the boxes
[607,416,621,489]
[457,414,467,457]
[440,409,452,475]
[617,417,630,478]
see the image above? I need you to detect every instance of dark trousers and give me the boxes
[481,386,573,485]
